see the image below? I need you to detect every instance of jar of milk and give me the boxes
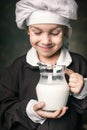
[36,64,69,111]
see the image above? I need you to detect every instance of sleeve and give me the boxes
[73,78,87,99]
[0,63,39,130]
[71,79,87,114]
[70,57,87,114]
[26,99,46,124]
[70,95,87,114]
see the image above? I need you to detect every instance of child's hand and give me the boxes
[65,68,84,94]
[33,102,68,118]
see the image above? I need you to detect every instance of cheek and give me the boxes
[52,36,63,45]
[29,35,38,46]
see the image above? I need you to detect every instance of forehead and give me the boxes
[29,24,63,31]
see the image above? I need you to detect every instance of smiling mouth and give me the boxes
[39,46,53,51]
[38,45,53,49]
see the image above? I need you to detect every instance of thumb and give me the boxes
[65,68,74,76]
[33,102,45,111]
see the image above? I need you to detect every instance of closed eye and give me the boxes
[51,32,59,35]
[34,31,42,35]
[50,27,62,36]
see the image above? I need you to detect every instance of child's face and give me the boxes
[27,24,64,61]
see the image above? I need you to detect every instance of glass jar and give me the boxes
[36,64,69,111]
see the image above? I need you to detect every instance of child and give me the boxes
[0,0,87,130]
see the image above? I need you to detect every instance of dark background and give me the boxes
[0,0,87,76]
[0,0,87,129]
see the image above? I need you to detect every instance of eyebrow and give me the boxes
[30,26,41,31]
[30,25,62,31]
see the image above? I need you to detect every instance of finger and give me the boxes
[65,68,74,76]
[69,77,78,83]
[69,85,82,94]
[69,82,76,87]
[33,102,45,111]
[57,107,68,118]
[37,109,62,118]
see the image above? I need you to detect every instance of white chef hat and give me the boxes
[15,0,78,29]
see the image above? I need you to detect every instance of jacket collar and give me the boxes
[26,47,72,67]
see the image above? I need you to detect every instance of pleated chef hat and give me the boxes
[15,0,78,29]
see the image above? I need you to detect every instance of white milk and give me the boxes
[36,83,69,111]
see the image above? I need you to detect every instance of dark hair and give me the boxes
[62,26,69,38]
[61,25,70,49]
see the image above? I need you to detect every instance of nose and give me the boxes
[41,34,51,45]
